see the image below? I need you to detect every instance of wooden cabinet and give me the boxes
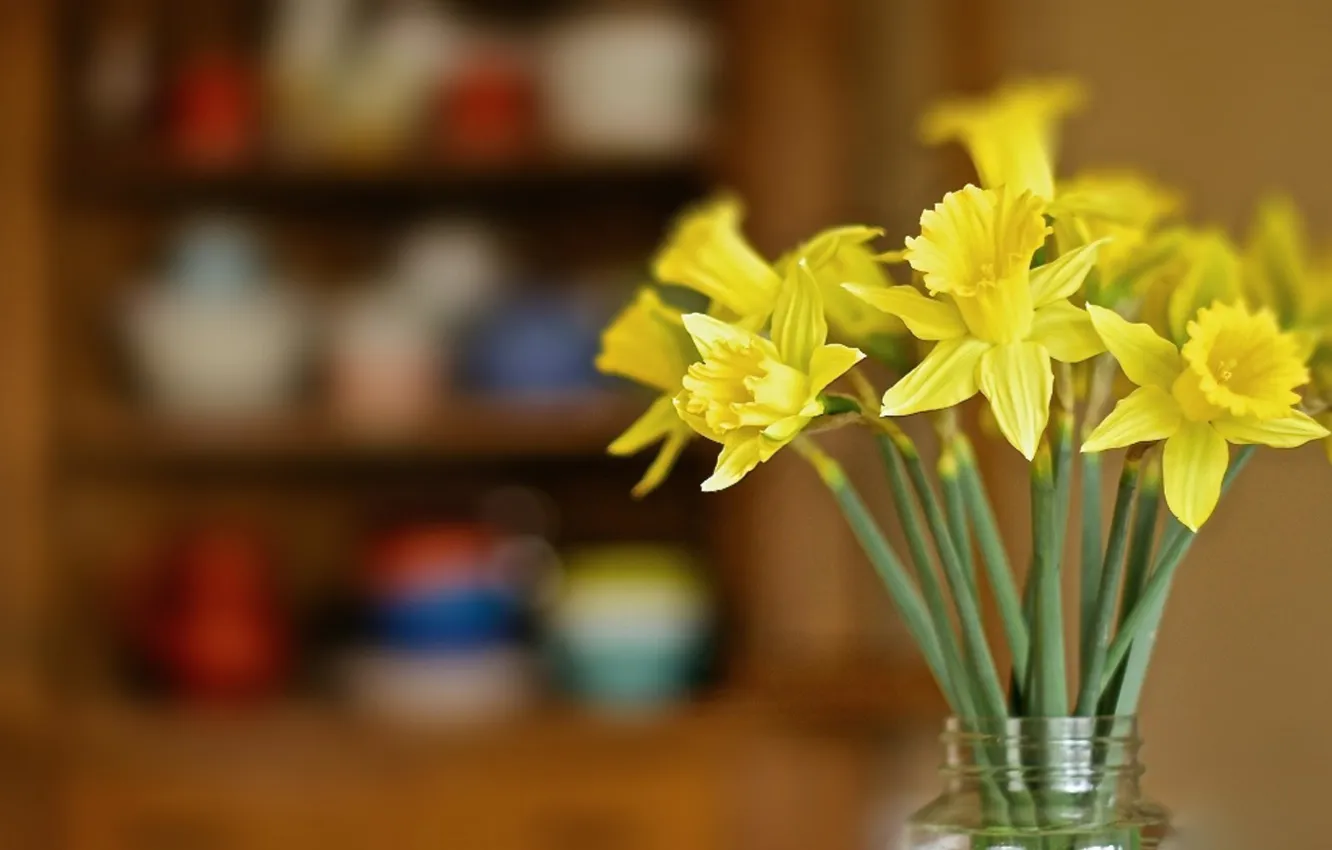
[418,754,725,850]
[59,707,732,850]
[0,0,951,848]
[66,779,378,850]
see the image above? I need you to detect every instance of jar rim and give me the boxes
[942,715,1140,740]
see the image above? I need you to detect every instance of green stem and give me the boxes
[1100,446,1258,710]
[1051,407,1076,558]
[1099,454,1161,714]
[877,433,1007,718]
[1078,452,1103,677]
[1073,453,1141,716]
[1027,439,1067,716]
[953,433,1030,692]
[939,448,977,602]
[792,440,955,708]
[1118,453,1162,627]
[874,435,971,715]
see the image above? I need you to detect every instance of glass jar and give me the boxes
[904,717,1170,850]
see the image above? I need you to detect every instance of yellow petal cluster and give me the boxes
[922,78,1084,200]
[1243,196,1332,343]
[779,226,907,354]
[1135,228,1243,344]
[652,196,780,323]
[675,262,865,490]
[1049,171,1181,305]
[850,184,1106,459]
[599,78,1332,504]
[1082,302,1328,529]
[1241,197,1332,460]
[595,288,699,496]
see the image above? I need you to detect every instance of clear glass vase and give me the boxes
[904,716,1170,850]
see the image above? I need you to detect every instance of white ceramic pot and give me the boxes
[341,647,533,727]
[541,9,711,157]
[124,287,310,416]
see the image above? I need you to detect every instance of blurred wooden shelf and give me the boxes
[54,661,944,769]
[60,154,709,213]
[750,656,946,729]
[62,696,747,770]
[61,393,654,468]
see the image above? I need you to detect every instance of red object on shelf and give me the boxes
[366,523,497,595]
[437,48,538,164]
[168,51,257,168]
[132,526,290,703]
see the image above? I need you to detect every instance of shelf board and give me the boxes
[750,655,946,729]
[49,661,944,770]
[60,154,709,213]
[62,695,746,770]
[61,393,653,468]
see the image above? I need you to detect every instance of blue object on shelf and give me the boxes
[462,294,603,395]
[371,583,520,653]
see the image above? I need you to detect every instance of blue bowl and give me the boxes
[462,296,603,394]
[372,585,519,653]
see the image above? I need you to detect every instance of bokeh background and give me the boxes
[1,1,1331,848]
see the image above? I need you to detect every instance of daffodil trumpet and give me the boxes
[596,80,1330,823]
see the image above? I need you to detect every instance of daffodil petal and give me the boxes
[1029,301,1106,363]
[842,283,967,341]
[791,225,885,269]
[1029,238,1109,307]
[808,343,867,395]
[1162,421,1229,531]
[1244,195,1305,327]
[772,260,827,370]
[1081,386,1183,452]
[1167,233,1241,343]
[652,197,780,318]
[595,288,693,392]
[920,78,1084,200]
[761,415,810,445]
[631,428,691,498]
[979,341,1053,460]
[609,396,682,456]
[701,434,763,492]
[738,361,811,426]
[1212,410,1331,448]
[881,336,989,416]
[1087,304,1183,389]
[681,312,774,361]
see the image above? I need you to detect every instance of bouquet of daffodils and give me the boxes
[595,78,1332,726]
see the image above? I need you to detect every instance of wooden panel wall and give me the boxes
[0,2,56,847]
[0,0,53,730]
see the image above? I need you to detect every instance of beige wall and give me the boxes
[857,2,1332,844]
[1000,2,1332,844]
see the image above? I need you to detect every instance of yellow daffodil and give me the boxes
[1136,228,1242,344]
[778,225,907,358]
[596,288,698,497]
[921,78,1084,200]
[1049,171,1181,305]
[652,195,780,324]
[847,184,1106,459]
[1244,195,1332,341]
[1244,197,1332,461]
[1082,302,1328,529]
[674,261,865,491]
